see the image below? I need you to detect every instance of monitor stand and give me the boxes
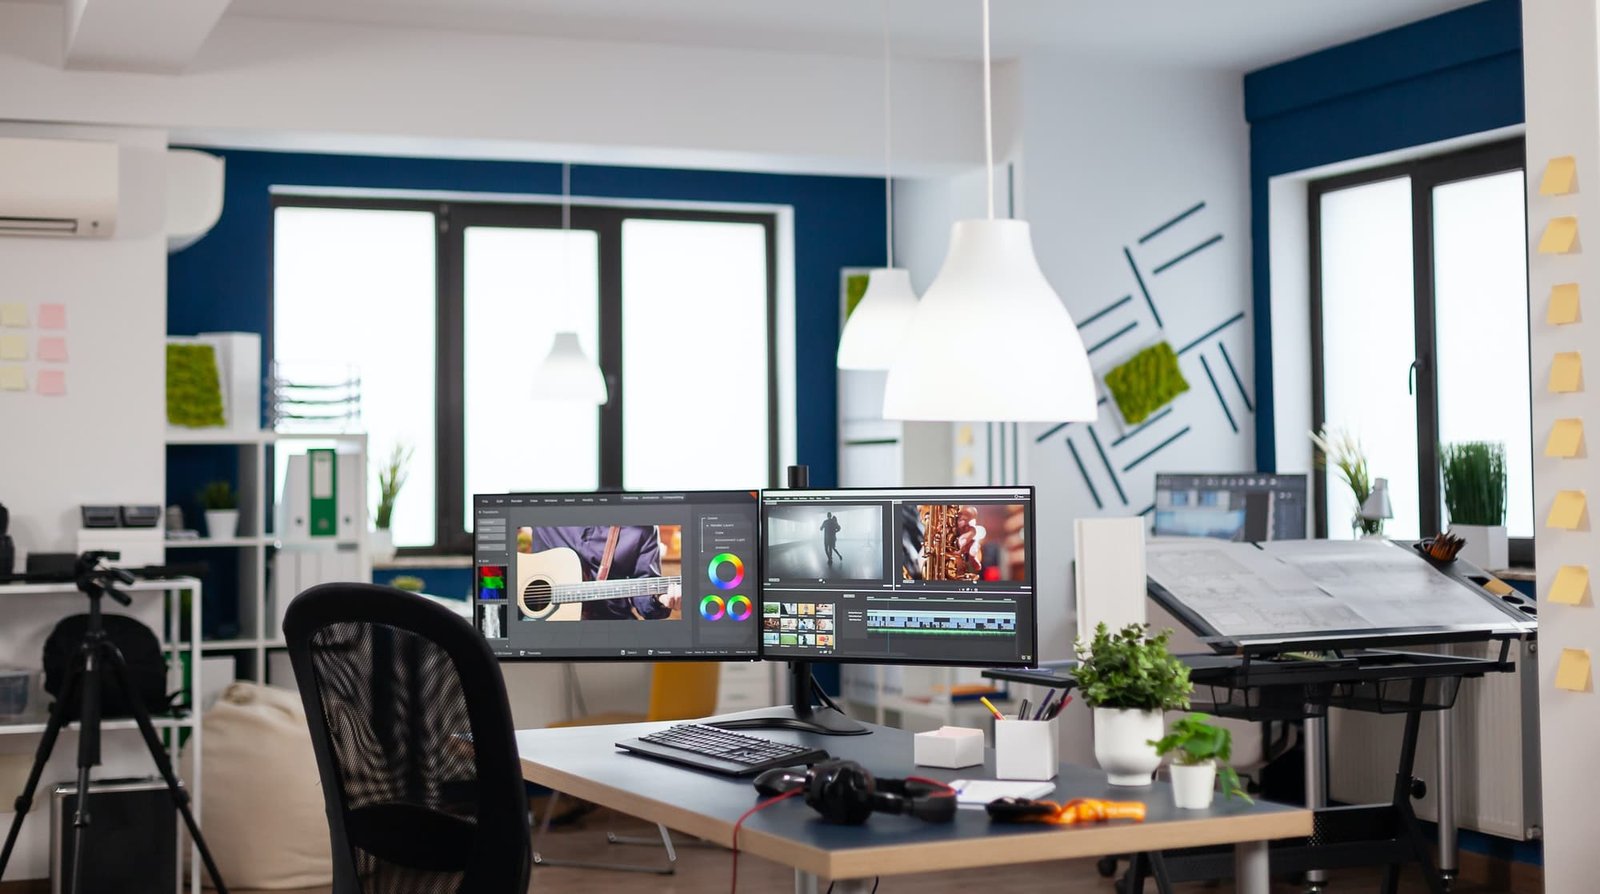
[708,661,869,736]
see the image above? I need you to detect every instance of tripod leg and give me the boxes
[69,646,104,894]
[101,644,231,894]
[0,663,82,881]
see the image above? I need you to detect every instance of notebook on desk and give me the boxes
[949,779,1056,807]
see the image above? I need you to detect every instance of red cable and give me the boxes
[731,789,801,893]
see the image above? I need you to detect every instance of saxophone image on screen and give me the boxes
[908,504,982,582]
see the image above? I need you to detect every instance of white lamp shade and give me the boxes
[882,219,1097,422]
[838,268,920,370]
[1361,477,1394,520]
[531,331,608,404]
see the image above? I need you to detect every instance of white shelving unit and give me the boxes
[0,577,204,893]
[163,429,369,685]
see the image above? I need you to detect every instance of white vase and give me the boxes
[1093,707,1164,786]
[370,528,397,563]
[204,509,239,540]
[1452,524,1508,570]
[1170,760,1218,809]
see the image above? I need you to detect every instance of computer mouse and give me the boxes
[753,767,808,799]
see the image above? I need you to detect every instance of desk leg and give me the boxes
[1436,708,1457,889]
[1303,714,1328,893]
[1235,840,1270,894]
[799,871,872,893]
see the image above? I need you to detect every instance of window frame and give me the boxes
[270,194,781,555]
[1308,137,1530,564]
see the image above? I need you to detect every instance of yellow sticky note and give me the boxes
[957,457,975,477]
[1551,352,1584,393]
[1549,283,1581,324]
[0,366,23,391]
[0,303,25,328]
[0,334,25,361]
[1542,156,1578,196]
[1549,490,1587,529]
[1555,648,1592,692]
[1539,216,1580,254]
[1550,565,1590,606]
[1483,577,1513,596]
[957,424,975,446]
[1548,418,1585,457]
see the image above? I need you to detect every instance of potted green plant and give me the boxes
[1310,427,1381,537]
[199,480,239,541]
[1148,713,1251,809]
[371,443,412,562]
[1074,622,1192,786]
[1441,441,1508,569]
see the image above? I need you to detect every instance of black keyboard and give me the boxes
[616,723,829,777]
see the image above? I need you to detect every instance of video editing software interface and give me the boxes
[759,487,1036,667]
[473,491,762,660]
[1151,473,1308,541]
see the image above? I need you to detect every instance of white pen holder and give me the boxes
[994,717,1060,781]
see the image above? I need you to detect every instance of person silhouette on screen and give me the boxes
[820,512,844,566]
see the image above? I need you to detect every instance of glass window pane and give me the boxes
[464,227,600,528]
[1432,170,1533,538]
[273,206,437,548]
[1319,176,1420,539]
[621,218,769,490]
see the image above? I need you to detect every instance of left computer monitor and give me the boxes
[472,490,762,661]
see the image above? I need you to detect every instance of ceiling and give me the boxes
[218,0,1486,70]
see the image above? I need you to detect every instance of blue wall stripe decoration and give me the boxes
[1066,438,1103,510]
[1087,427,1128,506]
[1139,201,1206,244]
[1199,354,1239,434]
[1122,246,1164,329]
[1034,421,1072,443]
[1087,321,1139,355]
[167,148,889,489]
[1077,294,1134,328]
[1152,233,1224,275]
[1218,342,1254,412]
[1177,312,1247,356]
[1110,406,1175,448]
[1123,426,1192,473]
[1244,0,1523,469]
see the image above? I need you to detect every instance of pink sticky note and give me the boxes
[37,369,65,396]
[38,337,67,363]
[38,304,66,330]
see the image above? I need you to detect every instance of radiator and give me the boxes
[1328,640,1541,841]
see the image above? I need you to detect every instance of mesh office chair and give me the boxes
[284,583,531,894]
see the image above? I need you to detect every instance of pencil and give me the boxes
[978,696,1006,721]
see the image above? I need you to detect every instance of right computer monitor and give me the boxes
[1152,472,1308,541]
[759,486,1038,668]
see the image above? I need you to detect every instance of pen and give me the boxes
[1017,698,1030,721]
[979,696,1006,721]
[1033,690,1058,720]
[1047,694,1074,720]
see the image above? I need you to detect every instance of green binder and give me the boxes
[308,448,338,538]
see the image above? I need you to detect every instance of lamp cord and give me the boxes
[882,0,894,268]
[982,0,994,221]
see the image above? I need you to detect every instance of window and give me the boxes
[273,197,780,552]
[1310,139,1531,559]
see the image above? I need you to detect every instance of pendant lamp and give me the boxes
[882,0,1096,422]
[837,0,920,371]
[533,163,609,405]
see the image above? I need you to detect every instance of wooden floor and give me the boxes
[261,808,1511,894]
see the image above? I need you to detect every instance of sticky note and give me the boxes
[0,303,25,327]
[1548,490,1587,530]
[0,366,23,391]
[1548,418,1585,457]
[1551,352,1584,393]
[957,424,975,446]
[1539,217,1580,254]
[0,335,25,361]
[1555,648,1592,692]
[36,369,64,396]
[37,337,66,362]
[1550,565,1590,606]
[957,457,976,477]
[37,304,66,330]
[1483,577,1513,597]
[1549,283,1581,324]
[1541,156,1578,196]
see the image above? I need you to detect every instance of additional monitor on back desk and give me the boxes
[471,490,761,661]
[1152,473,1308,541]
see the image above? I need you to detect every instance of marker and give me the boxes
[1032,690,1058,720]
[1017,698,1031,721]
[1047,694,1074,720]
[979,696,1006,721]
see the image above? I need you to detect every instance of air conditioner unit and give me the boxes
[0,137,118,237]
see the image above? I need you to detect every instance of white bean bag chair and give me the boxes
[182,682,332,889]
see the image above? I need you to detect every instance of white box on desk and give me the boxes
[914,726,985,769]
[995,718,1059,781]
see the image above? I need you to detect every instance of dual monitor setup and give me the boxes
[471,485,1037,737]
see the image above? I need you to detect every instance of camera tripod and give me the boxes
[0,553,229,894]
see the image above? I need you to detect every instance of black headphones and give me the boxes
[754,760,957,825]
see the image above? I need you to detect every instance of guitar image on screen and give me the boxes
[515,548,681,621]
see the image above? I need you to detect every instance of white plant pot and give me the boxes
[204,510,239,541]
[1452,524,1508,570]
[1093,707,1164,786]
[1170,760,1218,809]
[370,528,397,563]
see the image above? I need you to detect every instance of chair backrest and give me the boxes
[284,583,530,894]
[645,662,721,721]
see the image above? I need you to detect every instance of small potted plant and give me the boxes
[1074,622,1192,786]
[199,481,239,540]
[371,443,412,563]
[1441,440,1508,569]
[1311,427,1381,537]
[1149,713,1251,809]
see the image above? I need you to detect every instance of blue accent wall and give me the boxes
[1244,0,1524,469]
[168,148,889,488]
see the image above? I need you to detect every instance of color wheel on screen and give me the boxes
[708,553,744,590]
[699,595,726,621]
[726,595,752,621]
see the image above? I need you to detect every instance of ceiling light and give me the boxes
[882,0,1096,422]
[533,163,609,405]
